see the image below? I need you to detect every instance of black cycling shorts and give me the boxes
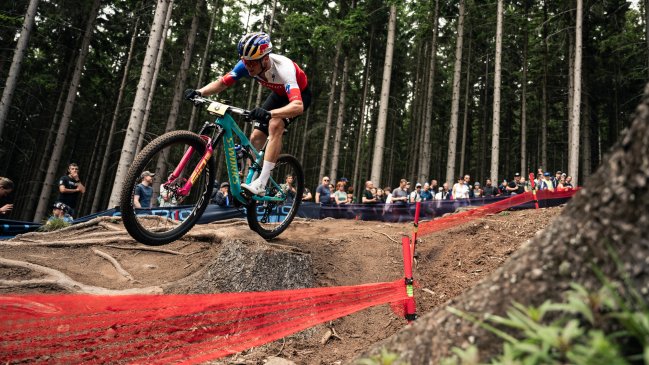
[254,86,312,136]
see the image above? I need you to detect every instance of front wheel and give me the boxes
[246,154,304,239]
[119,130,216,245]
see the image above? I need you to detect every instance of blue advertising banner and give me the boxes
[1,194,572,240]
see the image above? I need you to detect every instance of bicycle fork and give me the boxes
[173,136,213,196]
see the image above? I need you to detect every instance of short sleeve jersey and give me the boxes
[135,184,153,208]
[316,184,331,204]
[57,175,81,209]
[221,54,308,102]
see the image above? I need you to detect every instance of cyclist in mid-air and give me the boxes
[185,32,311,197]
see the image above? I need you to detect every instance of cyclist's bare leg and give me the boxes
[250,118,283,162]
[243,118,284,194]
[264,117,284,163]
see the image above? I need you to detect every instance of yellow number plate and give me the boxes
[207,102,228,116]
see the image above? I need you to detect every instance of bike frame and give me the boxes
[165,102,288,205]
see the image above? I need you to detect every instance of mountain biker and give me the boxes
[184,32,311,197]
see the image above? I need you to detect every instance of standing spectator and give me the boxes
[556,175,566,191]
[435,183,450,200]
[420,182,433,201]
[134,171,155,208]
[409,183,423,203]
[521,176,531,192]
[498,179,508,195]
[553,171,562,186]
[315,176,331,204]
[384,187,393,204]
[376,188,386,203]
[347,185,355,203]
[534,173,543,189]
[452,177,469,200]
[362,181,378,204]
[333,181,351,205]
[0,177,14,215]
[539,172,555,191]
[391,179,409,204]
[482,179,498,197]
[47,202,73,225]
[280,174,297,201]
[564,176,574,189]
[473,182,483,197]
[302,187,312,201]
[213,182,233,207]
[506,173,525,195]
[159,175,185,207]
[57,163,85,217]
[429,179,439,196]
[463,175,475,198]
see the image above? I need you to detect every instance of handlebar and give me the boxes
[190,96,249,117]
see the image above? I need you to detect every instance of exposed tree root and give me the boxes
[104,244,186,255]
[0,257,162,294]
[91,248,134,281]
[0,237,135,247]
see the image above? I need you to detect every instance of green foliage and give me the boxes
[443,281,649,365]
[356,347,407,365]
[39,217,71,232]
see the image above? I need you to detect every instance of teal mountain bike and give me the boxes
[119,97,304,245]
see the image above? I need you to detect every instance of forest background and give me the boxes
[0,0,647,223]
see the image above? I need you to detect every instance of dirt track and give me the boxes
[0,206,564,364]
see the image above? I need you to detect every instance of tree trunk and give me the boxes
[490,0,503,183]
[188,0,219,132]
[520,3,528,175]
[318,42,341,180]
[107,0,172,208]
[363,81,649,364]
[353,30,373,199]
[91,12,141,213]
[480,55,489,182]
[299,107,311,164]
[370,5,396,186]
[33,0,101,222]
[253,0,278,109]
[329,57,349,183]
[22,59,75,220]
[460,35,472,176]
[0,0,39,141]
[77,113,106,215]
[153,1,201,193]
[541,1,549,170]
[137,0,175,154]
[418,0,439,184]
[569,0,583,185]
[445,0,465,185]
[408,44,426,182]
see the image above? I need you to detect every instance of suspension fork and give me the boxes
[173,135,213,196]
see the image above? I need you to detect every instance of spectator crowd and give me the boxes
[308,169,575,206]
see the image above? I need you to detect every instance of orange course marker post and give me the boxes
[529,172,539,209]
[401,235,417,323]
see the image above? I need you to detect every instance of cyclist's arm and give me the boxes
[315,191,321,203]
[198,78,229,97]
[270,99,303,119]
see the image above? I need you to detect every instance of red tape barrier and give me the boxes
[0,280,408,364]
[417,190,577,238]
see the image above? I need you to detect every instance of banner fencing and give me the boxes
[0,280,408,364]
[417,190,578,238]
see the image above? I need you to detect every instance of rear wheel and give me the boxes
[119,130,216,245]
[246,154,304,239]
